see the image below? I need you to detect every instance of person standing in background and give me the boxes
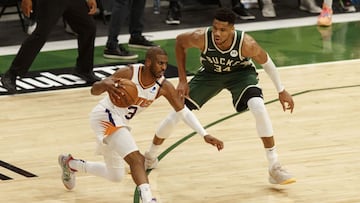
[103,0,158,60]
[165,0,182,25]
[1,0,100,94]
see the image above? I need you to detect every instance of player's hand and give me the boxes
[86,0,97,15]
[21,0,33,17]
[93,77,124,97]
[176,80,189,99]
[279,89,294,113]
[203,135,224,151]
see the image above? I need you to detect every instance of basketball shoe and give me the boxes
[144,151,159,170]
[268,162,296,185]
[300,0,322,13]
[128,35,158,49]
[58,154,77,190]
[340,0,356,12]
[317,4,333,27]
[262,2,276,17]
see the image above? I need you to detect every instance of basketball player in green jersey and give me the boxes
[145,8,296,185]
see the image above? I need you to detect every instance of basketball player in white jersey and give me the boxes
[57,47,224,203]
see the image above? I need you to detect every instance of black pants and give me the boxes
[9,0,96,76]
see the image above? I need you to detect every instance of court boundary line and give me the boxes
[132,83,360,203]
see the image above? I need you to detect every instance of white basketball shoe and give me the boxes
[144,151,159,170]
[58,154,77,190]
[268,162,296,185]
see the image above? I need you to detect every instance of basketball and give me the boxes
[109,79,138,108]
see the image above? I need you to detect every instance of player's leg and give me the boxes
[64,0,99,83]
[105,127,155,203]
[230,69,296,185]
[247,96,296,185]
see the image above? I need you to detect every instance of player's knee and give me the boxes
[247,97,266,114]
[235,87,263,112]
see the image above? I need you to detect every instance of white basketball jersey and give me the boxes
[97,64,165,127]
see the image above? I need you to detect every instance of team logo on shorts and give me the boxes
[230,50,238,57]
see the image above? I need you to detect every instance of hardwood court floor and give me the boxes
[0,60,360,203]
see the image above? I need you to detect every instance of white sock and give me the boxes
[138,183,153,203]
[147,143,160,158]
[265,146,278,168]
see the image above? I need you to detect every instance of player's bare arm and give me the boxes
[175,28,206,97]
[158,79,185,112]
[242,34,295,113]
[241,33,268,64]
[90,66,133,96]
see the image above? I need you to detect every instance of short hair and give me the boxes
[214,8,236,25]
[145,47,167,61]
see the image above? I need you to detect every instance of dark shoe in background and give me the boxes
[128,35,159,49]
[166,3,181,25]
[233,5,255,20]
[73,69,101,84]
[1,70,17,94]
[339,0,356,12]
[103,45,138,60]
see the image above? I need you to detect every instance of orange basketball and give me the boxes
[109,79,138,108]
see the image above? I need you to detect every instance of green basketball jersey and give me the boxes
[200,27,256,73]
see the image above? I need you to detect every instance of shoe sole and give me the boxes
[103,54,138,60]
[128,44,158,49]
[269,176,297,185]
[317,22,332,27]
[165,20,180,25]
[238,16,256,20]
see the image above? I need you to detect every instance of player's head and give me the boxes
[212,8,236,46]
[145,47,168,79]
[214,8,236,25]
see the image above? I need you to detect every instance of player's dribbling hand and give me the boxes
[204,135,224,151]
[101,77,124,97]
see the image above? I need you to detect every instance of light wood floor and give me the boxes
[0,60,360,203]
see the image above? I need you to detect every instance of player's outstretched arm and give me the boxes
[159,80,224,150]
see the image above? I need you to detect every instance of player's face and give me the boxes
[150,54,168,78]
[211,19,234,46]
